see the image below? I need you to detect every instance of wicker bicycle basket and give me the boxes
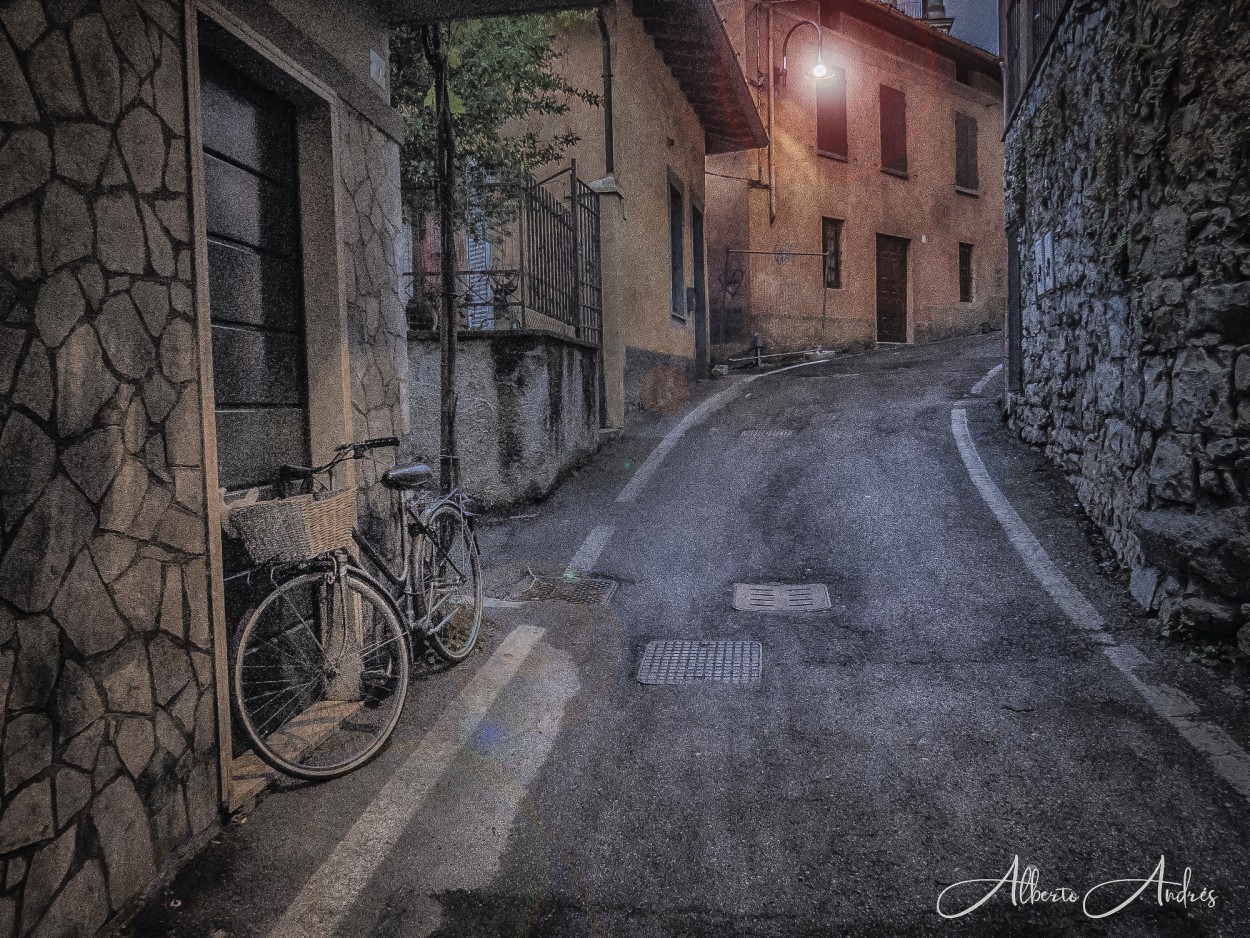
[229,488,358,564]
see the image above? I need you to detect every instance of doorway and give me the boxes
[691,204,708,377]
[875,234,909,343]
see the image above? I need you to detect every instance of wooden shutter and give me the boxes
[956,112,980,191]
[879,85,907,176]
[816,66,848,159]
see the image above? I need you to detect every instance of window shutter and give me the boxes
[955,112,979,191]
[880,85,907,175]
[816,66,848,158]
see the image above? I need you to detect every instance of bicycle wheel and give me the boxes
[417,503,484,662]
[232,565,409,779]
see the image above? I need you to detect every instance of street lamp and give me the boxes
[779,18,830,88]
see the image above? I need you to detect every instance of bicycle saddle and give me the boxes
[381,463,435,490]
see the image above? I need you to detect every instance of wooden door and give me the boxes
[875,234,909,343]
[201,54,309,491]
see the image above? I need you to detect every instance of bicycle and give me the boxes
[226,437,484,780]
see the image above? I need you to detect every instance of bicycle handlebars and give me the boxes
[279,437,400,483]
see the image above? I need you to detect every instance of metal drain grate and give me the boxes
[739,428,794,441]
[732,583,831,612]
[508,572,618,605]
[637,640,762,685]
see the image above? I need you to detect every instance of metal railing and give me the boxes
[889,0,925,18]
[1005,0,1075,116]
[409,163,602,347]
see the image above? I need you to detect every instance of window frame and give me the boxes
[668,172,686,321]
[959,242,975,303]
[822,217,844,289]
[879,84,908,178]
[816,64,848,162]
[955,111,980,195]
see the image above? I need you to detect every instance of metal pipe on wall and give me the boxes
[596,8,615,176]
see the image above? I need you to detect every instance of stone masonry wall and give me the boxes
[340,108,410,559]
[1006,0,1250,640]
[0,2,218,936]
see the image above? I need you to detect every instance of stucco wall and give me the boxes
[706,0,1006,353]
[526,2,710,425]
[1005,0,1250,640]
[406,332,600,508]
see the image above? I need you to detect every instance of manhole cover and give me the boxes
[739,428,794,441]
[637,640,762,685]
[507,572,618,605]
[732,583,830,612]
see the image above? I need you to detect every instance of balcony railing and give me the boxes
[1005,0,1076,119]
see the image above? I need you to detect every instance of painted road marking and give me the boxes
[566,524,614,575]
[971,363,1002,396]
[267,625,546,938]
[952,407,1250,803]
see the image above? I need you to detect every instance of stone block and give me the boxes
[1188,282,1250,344]
[28,31,84,117]
[169,682,196,734]
[1149,435,1197,502]
[34,266,84,347]
[94,638,153,714]
[114,716,155,777]
[56,322,118,436]
[156,505,204,555]
[29,859,107,938]
[0,128,51,210]
[101,0,154,73]
[40,180,92,270]
[11,614,60,710]
[163,387,201,465]
[55,661,104,743]
[0,201,40,280]
[143,370,177,422]
[141,201,174,277]
[149,633,192,706]
[0,779,53,852]
[22,823,76,927]
[130,279,169,336]
[60,716,103,768]
[13,340,53,420]
[91,775,155,911]
[98,292,155,378]
[1236,352,1250,395]
[1134,506,1250,600]
[54,766,92,825]
[3,712,53,792]
[0,323,21,394]
[90,533,138,585]
[153,708,186,761]
[92,743,120,790]
[0,410,57,524]
[111,555,161,632]
[160,317,195,383]
[172,467,202,513]
[0,21,38,122]
[95,190,147,275]
[62,426,125,503]
[0,475,94,613]
[184,557,209,650]
[54,121,111,186]
[154,197,187,244]
[1168,596,1241,641]
[70,14,121,123]
[1172,346,1232,432]
[185,756,217,833]
[100,456,149,533]
[158,561,184,638]
[51,551,127,656]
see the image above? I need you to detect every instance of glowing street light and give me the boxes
[779,18,832,87]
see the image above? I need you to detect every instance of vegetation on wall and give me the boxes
[390,15,600,235]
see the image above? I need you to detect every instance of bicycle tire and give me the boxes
[232,565,409,779]
[417,504,484,663]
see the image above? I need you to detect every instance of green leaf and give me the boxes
[449,92,466,115]
[423,85,435,108]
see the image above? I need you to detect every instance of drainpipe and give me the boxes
[766,0,776,224]
[597,9,615,177]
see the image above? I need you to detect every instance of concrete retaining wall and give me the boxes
[406,331,600,508]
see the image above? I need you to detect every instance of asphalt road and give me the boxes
[133,334,1250,938]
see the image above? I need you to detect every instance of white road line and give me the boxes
[952,407,1250,804]
[267,625,546,938]
[483,597,527,609]
[952,409,1104,630]
[971,362,1003,396]
[566,524,614,575]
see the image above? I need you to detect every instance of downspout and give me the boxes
[766,0,776,224]
[597,8,615,177]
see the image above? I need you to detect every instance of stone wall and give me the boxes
[406,331,600,509]
[0,2,218,936]
[1006,0,1250,640]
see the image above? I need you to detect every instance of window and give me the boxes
[822,218,843,289]
[669,179,685,319]
[959,242,974,302]
[816,65,847,159]
[955,112,979,192]
[879,85,907,176]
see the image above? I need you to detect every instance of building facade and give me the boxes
[520,0,766,425]
[706,0,1006,355]
[1002,0,1250,640]
[0,0,427,933]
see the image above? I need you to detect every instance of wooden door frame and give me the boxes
[874,233,911,344]
[184,0,354,809]
[690,199,708,378]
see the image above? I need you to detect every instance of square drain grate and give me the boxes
[732,583,831,613]
[508,571,618,605]
[739,428,794,441]
[637,640,762,685]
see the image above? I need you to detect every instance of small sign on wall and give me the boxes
[1033,231,1055,294]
